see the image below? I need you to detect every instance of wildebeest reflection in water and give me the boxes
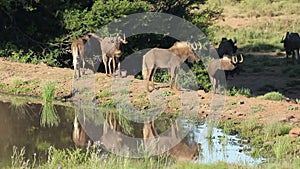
[143,119,200,161]
[72,111,200,160]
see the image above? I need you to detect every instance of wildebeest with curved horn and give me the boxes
[208,54,243,93]
[101,33,128,76]
[281,32,300,64]
[217,37,237,57]
[142,41,200,92]
[71,33,103,78]
[217,37,243,79]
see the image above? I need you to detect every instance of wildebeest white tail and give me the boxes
[142,54,147,80]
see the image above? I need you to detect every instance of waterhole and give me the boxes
[0,96,264,167]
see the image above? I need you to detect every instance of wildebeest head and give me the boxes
[169,41,200,63]
[102,33,128,57]
[220,54,243,70]
[217,38,238,58]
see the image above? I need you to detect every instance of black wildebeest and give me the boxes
[281,32,300,64]
[217,37,237,57]
[217,38,243,79]
[208,55,243,93]
[142,41,200,92]
[101,34,128,76]
[71,33,103,78]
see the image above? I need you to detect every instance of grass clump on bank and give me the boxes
[218,118,297,162]
[40,81,60,127]
[227,86,252,97]
[258,91,286,101]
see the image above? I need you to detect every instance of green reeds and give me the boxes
[40,81,60,127]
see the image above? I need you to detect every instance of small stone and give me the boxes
[242,139,250,144]
[289,128,300,137]
[287,115,295,120]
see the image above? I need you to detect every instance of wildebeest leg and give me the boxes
[294,49,299,64]
[209,76,216,93]
[103,54,109,75]
[174,67,180,90]
[108,57,113,75]
[151,68,157,90]
[73,55,80,78]
[110,57,115,75]
[170,67,175,89]
[146,68,152,92]
[82,58,86,75]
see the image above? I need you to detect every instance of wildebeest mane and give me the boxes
[168,42,194,61]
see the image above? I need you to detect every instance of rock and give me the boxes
[289,128,300,137]
[287,115,295,120]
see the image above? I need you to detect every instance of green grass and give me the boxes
[40,81,60,127]
[262,121,292,142]
[249,104,265,114]
[272,136,293,159]
[227,86,252,97]
[7,145,300,169]
[97,90,112,99]
[258,92,286,101]
[207,0,300,52]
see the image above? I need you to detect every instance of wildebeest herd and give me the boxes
[71,31,300,93]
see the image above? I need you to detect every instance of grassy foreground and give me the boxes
[5,145,300,169]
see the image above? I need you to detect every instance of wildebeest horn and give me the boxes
[233,38,237,44]
[280,35,285,43]
[191,42,198,50]
[232,56,238,64]
[239,54,243,63]
[121,33,128,44]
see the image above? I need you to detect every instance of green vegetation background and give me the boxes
[1,0,300,91]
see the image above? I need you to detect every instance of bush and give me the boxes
[258,92,286,101]
[227,86,252,97]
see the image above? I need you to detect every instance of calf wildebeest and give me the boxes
[101,34,128,76]
[208,55,243,93]
[217,37,242,79]
[143,120,200,161]
[71,33,103,78]
[142,41,200,92]
[281,32,300,64]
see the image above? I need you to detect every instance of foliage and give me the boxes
[40,81,60,127]
[0,0,221,68]
[190,62,211,91]
[258,92,286,101]
[272,136,293,159]
[227,86,252,97]
[10,146,36,169]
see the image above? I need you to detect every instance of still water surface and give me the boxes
[0,97,264,167]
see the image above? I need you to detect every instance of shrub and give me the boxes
[258,92,286,101]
